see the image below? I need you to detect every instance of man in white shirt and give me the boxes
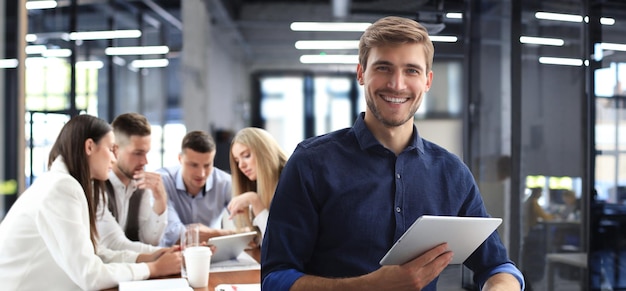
[96,112,168,253]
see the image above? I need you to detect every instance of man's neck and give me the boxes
[112,167,132,187]
[364,117,413,156]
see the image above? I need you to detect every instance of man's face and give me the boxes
[357,43,433,128]
[114,135,151,180]
[178,148,216,194]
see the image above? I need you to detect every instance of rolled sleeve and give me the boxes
[261,269,304,291]
[475,262,525,290]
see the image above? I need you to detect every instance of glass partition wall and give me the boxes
[467,1,625,290]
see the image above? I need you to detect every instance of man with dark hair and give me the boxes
[96,112,168,253]
[158,130,234,246]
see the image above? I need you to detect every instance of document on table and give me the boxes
[210,251,260,273]
[119,278,192,291]
[214,283,260,291]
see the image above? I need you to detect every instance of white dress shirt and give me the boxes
[253,209,269,243]
[96,171,167,253]
[0,158,150,291]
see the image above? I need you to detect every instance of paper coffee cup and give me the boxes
[183,246,212,288]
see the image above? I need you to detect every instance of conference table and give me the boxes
[102,248,261,291]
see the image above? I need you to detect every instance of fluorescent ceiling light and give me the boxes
[291,22,371,32]
[300,54,358,64]
[130,59,169,68]
[76,61,104,69]
[600,42,626,52]
[601,18,615,25]
[69,30,141,40]
[520,36,564,46]
[26,0,57,10]
[0,59,19,69]
[446,13,462,19]
[105,46,170,55]
[295,41,359,50]
[25,45,47,54]
[295,36,457,50]
[429,35,458,43]
[539,57,583,66]
[535,12,583,22]
[42,48,71,57]
[535,11,615,25]
[26,34,37,42]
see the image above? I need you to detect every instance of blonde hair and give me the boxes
[229,127,287,230]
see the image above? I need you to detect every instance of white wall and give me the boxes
[417,119,463,159]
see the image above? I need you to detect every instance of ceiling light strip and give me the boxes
[600,42,626,52]
[291,22,371,32]
[535,11,615,25]
[295,41,359,50]
[105,46,170,55]
[69,30,142,40]
[300,55,358,64]
[539,57,583,66]
[26,0,57,10]
[0,59,19,69]
[130,59,169,68]
[535,12,583,22]
[520,36,564,46]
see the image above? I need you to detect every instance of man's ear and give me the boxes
[85,138,95,156]
[356,64,365,85]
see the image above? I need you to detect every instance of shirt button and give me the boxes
[396,173,401,179]
[396,207,401,213]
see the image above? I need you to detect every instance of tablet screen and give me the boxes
[379,215,502,265]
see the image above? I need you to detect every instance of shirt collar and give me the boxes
[108,169,137,190]
[353,112,424,154]
[175,167,208,197]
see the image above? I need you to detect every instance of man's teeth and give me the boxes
[383,96,407,104]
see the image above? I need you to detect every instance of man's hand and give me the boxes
[292,243,453,291]
[134,171,167,215]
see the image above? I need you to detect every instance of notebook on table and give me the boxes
[379,215,502,265]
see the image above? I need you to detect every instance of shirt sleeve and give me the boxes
[161,202,185,246]
[261,149,318,289]
[37,176,150,290]
[138,189,168,246]
[252,208,269,242]
[96,191,161,254]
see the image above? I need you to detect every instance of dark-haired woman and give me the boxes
[0,114,181,290]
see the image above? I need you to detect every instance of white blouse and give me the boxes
[0,158,150,291]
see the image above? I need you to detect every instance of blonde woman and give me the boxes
[227,127,287,244]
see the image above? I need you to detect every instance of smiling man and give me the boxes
[261,16,524,291]
[158,130,235,246]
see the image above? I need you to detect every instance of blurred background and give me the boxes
[2,0,626,290]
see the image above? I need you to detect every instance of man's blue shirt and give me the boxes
[261,113,524,290]
[157,165,232,246]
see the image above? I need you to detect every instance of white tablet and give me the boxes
[207,231,257,262]
[379,215,502,265]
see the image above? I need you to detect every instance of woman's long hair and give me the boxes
[48,114,111,252]
[229,127,287,229]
